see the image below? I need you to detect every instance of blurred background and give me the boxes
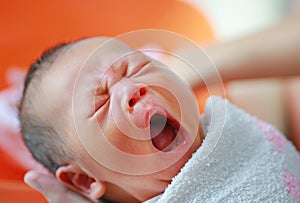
[0,0,293,202]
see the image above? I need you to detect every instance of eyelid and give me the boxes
[94,94,109,113]
[127,61,151,77]
[113,60,128,76]
[94,80,109,111]
[95,81,108,95]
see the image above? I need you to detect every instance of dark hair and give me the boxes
[19,42,73,173]
[19,39,114,203]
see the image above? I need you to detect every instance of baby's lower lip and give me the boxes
[161,128,186,152]
[150,113,187,152]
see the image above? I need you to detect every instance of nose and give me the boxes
[128,86,147,107]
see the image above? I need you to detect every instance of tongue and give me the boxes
[151,123,175,151]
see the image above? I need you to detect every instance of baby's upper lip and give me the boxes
[145,106,168,128]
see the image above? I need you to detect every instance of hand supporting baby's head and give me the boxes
[19,37,203,202]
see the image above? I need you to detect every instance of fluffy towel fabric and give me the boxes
[145,96,300,203]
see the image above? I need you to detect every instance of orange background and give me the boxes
[0,0,213,89]
[0,0,213,202]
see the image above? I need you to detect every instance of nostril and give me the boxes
[128,98,137,107]
[128,87,147,107]
[139,87,147,96]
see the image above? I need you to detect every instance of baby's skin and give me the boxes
[31,37,203,202]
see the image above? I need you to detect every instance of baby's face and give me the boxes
[35,37,202,201]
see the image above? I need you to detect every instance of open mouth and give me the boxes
[150,113,180,152]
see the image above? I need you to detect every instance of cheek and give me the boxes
[150,85,181,117]
[150,72,199,133]
[99,105,152,155]
[105,129,152,155]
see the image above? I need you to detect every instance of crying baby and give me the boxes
[19,37,300,203]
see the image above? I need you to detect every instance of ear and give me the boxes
[56,165,106,201]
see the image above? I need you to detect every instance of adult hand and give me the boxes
[24,170,99,203]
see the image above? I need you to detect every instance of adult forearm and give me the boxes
[206,15,300,83]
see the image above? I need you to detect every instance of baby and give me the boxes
[19,37,300,203]
[19,37,203,203]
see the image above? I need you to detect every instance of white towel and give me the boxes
[144,96,300,203]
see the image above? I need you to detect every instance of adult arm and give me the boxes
[169,13,300,92]
[197,14,300,90]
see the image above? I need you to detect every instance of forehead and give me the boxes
[48,37,136,84]
[34,37,133,124]
[34,37,144,124]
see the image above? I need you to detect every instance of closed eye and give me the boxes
[113,59,128,76]
[127,61,151,77]
[94,94,109,113]
[94,81,109,113]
